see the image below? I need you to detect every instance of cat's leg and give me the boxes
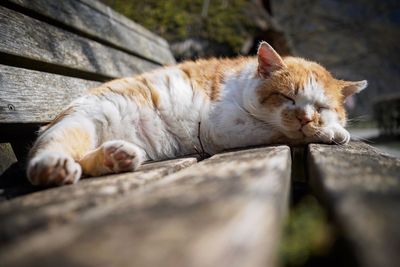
[79,140,146,177]
[27,116,96,186]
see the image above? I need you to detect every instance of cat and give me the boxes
[27,41,367,186]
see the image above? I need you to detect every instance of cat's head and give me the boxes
[251,41,367,144]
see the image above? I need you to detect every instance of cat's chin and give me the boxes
[282,130,305,140]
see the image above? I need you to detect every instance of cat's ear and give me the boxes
[341,80,368,98]
[257,41,286,78]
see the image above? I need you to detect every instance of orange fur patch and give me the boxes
[89,77,160,108]
[179,57,250,101]
[62,127,92,160]
[79,146,105,176]
[30,126,92,161]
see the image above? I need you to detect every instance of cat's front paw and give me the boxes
[318,127,350,145]
[102,140,144,174]
[332,127,350,145]
[27,152,82,186]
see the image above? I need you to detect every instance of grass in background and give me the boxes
[279,195,334,267]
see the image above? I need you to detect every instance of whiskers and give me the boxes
[349,134,374,143]
[345,115,373,127]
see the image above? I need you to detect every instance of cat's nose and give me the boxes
[297,115,312,126]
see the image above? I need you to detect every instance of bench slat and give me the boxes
[308,142,400,267]
[4,0,175,65]
[78,0,169,48]
[0,64,100,123]
[0,6,158,79]
[0,158,197,245]
[0,146,291,267]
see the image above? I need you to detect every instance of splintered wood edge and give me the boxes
[0,146,291,267]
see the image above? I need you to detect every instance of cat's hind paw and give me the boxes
[27,152,82,186]
[102,140,144,174]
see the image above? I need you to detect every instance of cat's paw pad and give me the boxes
[102,141,143,173]
[27,152,82,186]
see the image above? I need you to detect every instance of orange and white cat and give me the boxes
[27,42,367,186]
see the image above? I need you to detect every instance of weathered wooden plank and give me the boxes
[0,64,99,123]
[79,0,169,48]
[3,0,175,65]
[0,143,17,176]
[0,6,158,79]
[307,142,400,267]
[0,157,196,245]
[0,146,291,267]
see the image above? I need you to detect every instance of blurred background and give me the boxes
[100,0,400,156]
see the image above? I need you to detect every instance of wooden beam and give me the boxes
[0,64,100,123]
[0,158,197,244]
[307,141,400,267]
[0,146,291,267]
[0,6,159,79]
[3,0,175,65]
[78,0,169,48]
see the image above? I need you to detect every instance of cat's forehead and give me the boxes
[295,74,327,104]
[282,57,341,100]
[284,58,330,86]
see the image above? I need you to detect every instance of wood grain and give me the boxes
[78,0,169,48]
[307,141,400,267]
[3,0,175,65]
[0,157,197,245]
[0,64,100,123]
[0,6,158,79]
[0,146,291,267]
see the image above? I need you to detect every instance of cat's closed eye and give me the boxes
[316,104,330,112]
[273,92,295,105]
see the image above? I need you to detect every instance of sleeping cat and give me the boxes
[27,41,367,186]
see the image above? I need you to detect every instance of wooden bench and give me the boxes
[0,1,399,267]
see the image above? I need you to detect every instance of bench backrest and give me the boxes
[0,0,174,129]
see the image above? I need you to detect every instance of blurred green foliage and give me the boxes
[279,196,334,267]
[100,0,256,52]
